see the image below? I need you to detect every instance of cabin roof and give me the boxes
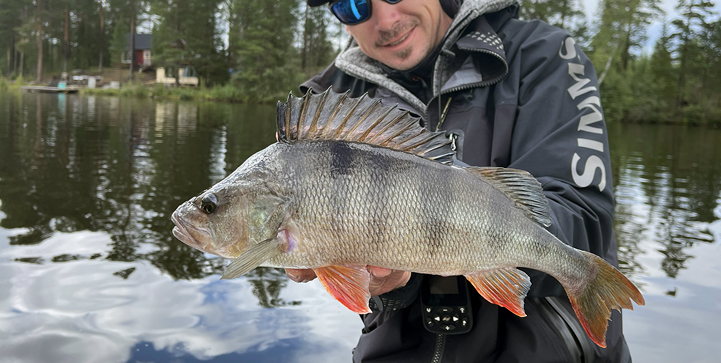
[126,34,153,50]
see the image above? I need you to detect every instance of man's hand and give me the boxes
[285,266,411,296]
[367,267,412,296]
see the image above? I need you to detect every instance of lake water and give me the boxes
[0,92,719,362]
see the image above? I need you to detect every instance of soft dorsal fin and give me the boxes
[276,88,455,165]
[465,167,553,227]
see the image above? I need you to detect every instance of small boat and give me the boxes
[20,86,79,94]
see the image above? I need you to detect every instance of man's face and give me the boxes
[344,0,453,71]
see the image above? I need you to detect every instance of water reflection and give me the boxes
[1,91,720,362]
[609,124,720,280]
[0,233,358,362]
[608,123,721,363]
[0,92,275,280]
[0,92,361,362]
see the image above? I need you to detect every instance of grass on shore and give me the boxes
[1,76,284,104]
[82,81,275,103]
[0,75,25,91]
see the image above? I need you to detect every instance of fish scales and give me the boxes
[265,140,581,278]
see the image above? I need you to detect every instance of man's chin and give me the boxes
[382,49,424,71]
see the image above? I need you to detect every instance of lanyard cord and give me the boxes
[435,96,453,132]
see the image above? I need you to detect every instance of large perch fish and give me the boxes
[171,89,644,347]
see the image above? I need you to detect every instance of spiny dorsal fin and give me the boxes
[465,167,553,227]
[276,88,455,165]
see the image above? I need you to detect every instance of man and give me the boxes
[287,0,631,361]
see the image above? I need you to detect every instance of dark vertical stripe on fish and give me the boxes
[422,166,453,258]
[330,141,356,178]
[373,154,389,247]
[368,150,394,172]
[326,143,350,248]
[368,151,393,248]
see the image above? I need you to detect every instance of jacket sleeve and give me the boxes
[498,20,618,297]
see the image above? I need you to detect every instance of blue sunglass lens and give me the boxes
[331,0,370,24]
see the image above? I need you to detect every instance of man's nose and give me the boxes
[371,0,401,29]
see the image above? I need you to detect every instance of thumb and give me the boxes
[368,266,393,278]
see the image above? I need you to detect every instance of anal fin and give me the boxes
[314,265,371,314]
[465,268,531,317]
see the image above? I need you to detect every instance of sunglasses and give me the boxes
[329,0,403,25]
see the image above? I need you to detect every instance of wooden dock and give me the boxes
[20,86,80,94]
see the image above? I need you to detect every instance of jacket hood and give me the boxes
[334,0,518,112]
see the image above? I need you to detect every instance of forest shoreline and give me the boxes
[3,78,719,127]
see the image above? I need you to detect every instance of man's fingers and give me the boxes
[285,266,410,296]
[368,266,393,278]
[368,268,411,296]
[285,268,316,283]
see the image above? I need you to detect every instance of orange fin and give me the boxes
[465,268,531,317]
[314,265,371,314]
[565,251,645,348]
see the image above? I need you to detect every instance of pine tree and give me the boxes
[701,20,721,100]
[520,0,585,33]
[35,0,48,82]
[671,0,717,106]
[649,23,677,111]
[150,0,224,84]
[590,0,664,81]
[301,3,335,76]
[0,0,31,77]
[230,0,302,101]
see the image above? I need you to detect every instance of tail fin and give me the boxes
[565,251,645,348]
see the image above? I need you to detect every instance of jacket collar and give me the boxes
[334,0,517,114]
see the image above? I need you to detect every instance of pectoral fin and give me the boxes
[221,239,283,280]
[465,268,532,317]
[314,265,372,314]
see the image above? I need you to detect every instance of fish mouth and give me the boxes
[171,213,212,252]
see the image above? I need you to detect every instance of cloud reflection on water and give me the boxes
[0,231,362,363]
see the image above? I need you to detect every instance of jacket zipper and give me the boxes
[431,333,446,363]
[436,47,509,96]
[427,47,508,129]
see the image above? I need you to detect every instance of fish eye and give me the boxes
[201,193,218,214]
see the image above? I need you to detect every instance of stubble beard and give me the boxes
[375,19,422,70]
[376,19,417,46]
[394,47,413,61]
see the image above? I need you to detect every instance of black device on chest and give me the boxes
[420,275,473,334]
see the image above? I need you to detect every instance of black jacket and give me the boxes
[301,2,631,362]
